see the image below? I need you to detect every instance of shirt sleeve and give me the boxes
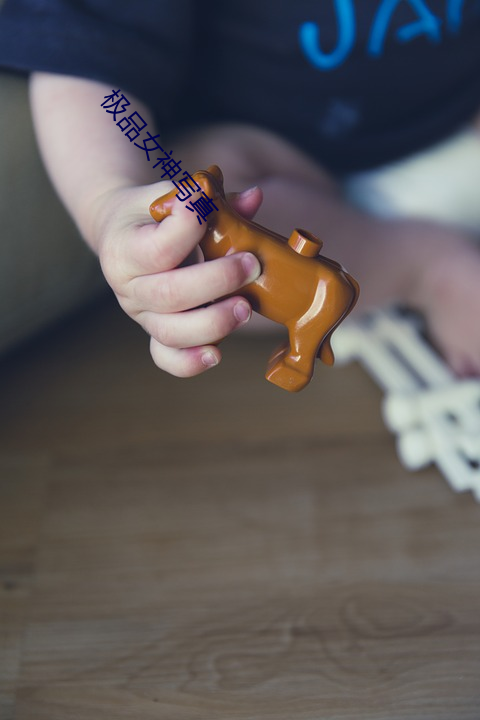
[0,0,195,126]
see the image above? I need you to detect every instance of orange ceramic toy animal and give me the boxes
[150,165,359,392]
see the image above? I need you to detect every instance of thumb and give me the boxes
[226,185,263,220]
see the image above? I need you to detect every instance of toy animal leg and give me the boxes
[265,320,325,392]
[265,275,357,391]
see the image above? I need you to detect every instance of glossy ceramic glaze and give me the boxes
[150,165,359,391]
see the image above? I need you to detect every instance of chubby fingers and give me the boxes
[146,294,255,377]
[143,294,252,351]
[127,251,261,314]
[149,338,222,378]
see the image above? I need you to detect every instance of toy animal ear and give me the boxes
[206,165,224,187]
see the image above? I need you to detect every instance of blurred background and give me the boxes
[0,73,105,356]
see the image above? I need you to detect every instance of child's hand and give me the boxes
[92,182,263,376]
[406,222,480,377]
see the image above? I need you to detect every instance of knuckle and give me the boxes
[156,273,179,310]
[149,238,174,271]
[200,301,240,343]
[99,236,127,290]
[154,319,175,348]
[115,293,131,315]
[149,337,164,370]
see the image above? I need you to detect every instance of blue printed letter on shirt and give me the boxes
[299,0,356,70]
[446,0,465,32]
[368,0,442,56]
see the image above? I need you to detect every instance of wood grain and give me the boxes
[1,297,479,720]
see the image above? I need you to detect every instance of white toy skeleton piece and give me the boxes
[332,307,480,500]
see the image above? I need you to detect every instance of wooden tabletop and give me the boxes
[1,297,479,720]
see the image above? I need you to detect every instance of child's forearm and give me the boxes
[252,174,441,313]
[29,73,156,251]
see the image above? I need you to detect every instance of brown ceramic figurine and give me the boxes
[150,165,359,392]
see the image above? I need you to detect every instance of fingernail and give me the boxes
[234,301,251,324]
[229,186,258,201]
[241,252,261,282]
[240,185,259,197]
[201,350,218,368]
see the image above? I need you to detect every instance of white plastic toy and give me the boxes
[332,307,480,500]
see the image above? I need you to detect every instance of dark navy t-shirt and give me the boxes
[0,0,479,174]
